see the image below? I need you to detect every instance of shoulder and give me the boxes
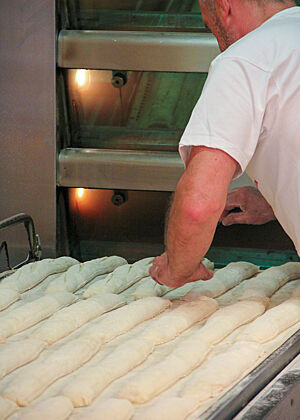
[212,7,300,73]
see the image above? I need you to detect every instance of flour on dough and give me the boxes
[181,342,264,401]
[83,257,153,298]
[45,256,127,294]
[15,396,73,420]
[0,292,75,342]
[235,297,300,343]
[0,257,78,293]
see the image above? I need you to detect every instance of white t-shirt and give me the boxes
[179,7,300,255]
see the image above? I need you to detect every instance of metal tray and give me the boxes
[198,328,300,420]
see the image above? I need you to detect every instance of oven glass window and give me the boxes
[63,0,206,31]
[64,70,207,151]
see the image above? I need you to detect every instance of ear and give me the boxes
[216,0,232,24]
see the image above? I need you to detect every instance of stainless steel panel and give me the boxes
[57,30,220,72]
[58,148,184,191]
[0,1,56,262]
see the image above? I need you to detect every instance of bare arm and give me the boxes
[150,146,238,287]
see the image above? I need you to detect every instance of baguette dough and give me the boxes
[269,279,300,308]
[62,297,218,407]
[30,293,125,345]
[117,298,267,403]
[0,338,46,379]
[130,277,170,299]
[14,396,73,420]
[235,297,300,343]
[45,256,127,294]
[181,342,264,400]
[0,257,78,293]
[83,257,153,298]
[0,292,76,342]
[4,297,169,406]
[139,297,218,345]
[218,262,300,305]
[133,397,198,420]
[4,337,100,406]
[178,261,259,301]
[70,398,134,420]
[0,396,17,419]
[0,289,19,311]
[82,296,170,344]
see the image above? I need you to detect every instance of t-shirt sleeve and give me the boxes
[179,55,270,177]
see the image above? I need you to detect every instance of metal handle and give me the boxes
[0,213,42,269]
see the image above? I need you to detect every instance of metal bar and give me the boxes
[235,355,300,419]
[57,30,219,72]
[198,329,300,420]
[57,148,184,191]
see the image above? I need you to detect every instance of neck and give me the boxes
[235,1,296,39]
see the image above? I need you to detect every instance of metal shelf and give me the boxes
[57,30,219,72]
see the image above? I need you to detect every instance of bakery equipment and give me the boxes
[201,329,300,420]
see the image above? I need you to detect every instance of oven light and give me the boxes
[75,69,88,87]
[77,188,85,198]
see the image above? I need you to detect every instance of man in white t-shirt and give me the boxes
[150,0,300,287]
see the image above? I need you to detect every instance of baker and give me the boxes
[150,0,300,287]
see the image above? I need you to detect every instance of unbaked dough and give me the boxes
[3,297,169,406]
[0,396,17,419]
[0,338,46,379]
[117,298,267,403]
[45,256,127,294]
[83,257,153,298]
[14,396,73,420]
[218,262,300,305]
[235,297,300,343]
[62,297,218,406]
[139,296,218,345]
[81,296,170,344]
[70,398,134,420]
[177,261,259,301]
[0,292,75,342]
[133,397,199,420]
[130,277,170,299]
[0,289,19,311]
[3,337,100,406]
[269,279,300,308]
[181,342,264,400]
[0,257,78,293]
[30,293,125,345]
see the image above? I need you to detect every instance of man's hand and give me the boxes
[220,186,276,226]
[149,252,213,288]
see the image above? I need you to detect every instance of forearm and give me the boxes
[166,147,237,282]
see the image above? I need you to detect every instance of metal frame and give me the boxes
[0,214,41,271]
[235,355,300,419]
[0,1,56,262]
[57,30,219,72]
[58,148,184,191]
[198,329,300,420]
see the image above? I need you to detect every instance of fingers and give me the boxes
[224,189,245,211]
[221,211,251,226]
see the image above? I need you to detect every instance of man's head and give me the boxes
[199,0,296,51]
